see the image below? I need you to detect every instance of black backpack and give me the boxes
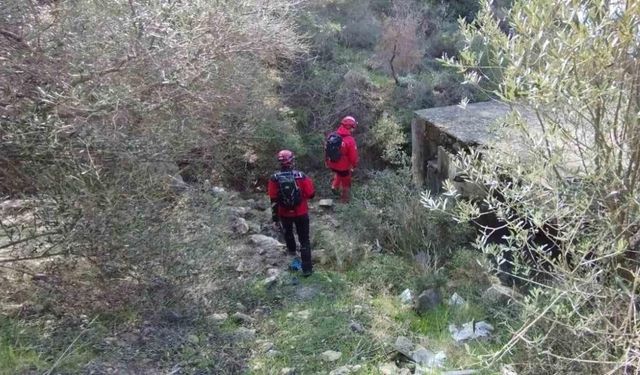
[275,171,302,210]
[325,132,343,162]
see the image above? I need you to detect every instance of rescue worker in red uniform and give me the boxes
[267,150,315,276]
[325,116,359,203]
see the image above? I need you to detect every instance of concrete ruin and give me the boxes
[411,101,539,193]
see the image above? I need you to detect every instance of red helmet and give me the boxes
[277,149,294,167]
[340,116,357,129]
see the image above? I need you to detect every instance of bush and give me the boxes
[338,3,382,50]
[341,169,473,258]
[430,1,640,372]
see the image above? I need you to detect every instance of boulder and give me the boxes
[501,365,518,375]
[318,199,334,208]
[231,217,250,234]
[399,289,413,305]
[228,206,251,218]
[263,275,278,288]
[415,289,441,314]
[349,321,365,333]
[312,249,329,265]
[412,345,446,368]
[448,293,465,306]
[379,362,402,375]
[267,268,281,277]
[449,321,493,342]
[249,234,284,252]
[394,336,414,358]
[210,313,228,323]
[233,327,256,341]
[232,312,256,324]
[482,284,518,304]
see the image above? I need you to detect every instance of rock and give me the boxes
[234,327,256,341]
[267,268,281,277]
[311,249,328,264]
[232,312,255,324]
[449,321,494,342]
[266,349,280,357]
[31,273,48,282]
[448,293,465,306]
[394,336,414,358]
[169,175,189,193]
[231,217,250,234]
[281,367,296,375]
[236,302,247,311]
[187,334,200,344]
[249,234,284,252]
[320,350,342,362]
[412,345,446,368]
[349,321,365,333]
[482,284,518,304]
[229,206,251,218]
[441,370,478,375]
[263,275,278,288]
[415,289,441,314]
[210,313,228,322]
[210,186,226,195]
[260,341,275,352]
[249,222,262,234]
[250,200,268,211]
[399,289,414,305]
[501,365,518,375]
[379,362,400,375]
[236,261,249,273]
[329,365,362,375]
[318,199,334,208]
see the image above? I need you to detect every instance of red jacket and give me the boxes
[326,125,358,171]
[267,170,315,217]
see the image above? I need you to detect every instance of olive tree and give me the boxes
[425,0,640,373]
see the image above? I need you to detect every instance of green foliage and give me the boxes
[370,112,407,165]
[431,0,640,372]
[0,319,46,375]
[343,169,473,257]
[338,2,382,49]
[346,254,416,292]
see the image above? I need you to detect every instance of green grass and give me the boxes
[0,319,46,375]
[247,271,384,374]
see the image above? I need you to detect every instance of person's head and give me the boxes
[340,116,357,130]
[277,149,295,169]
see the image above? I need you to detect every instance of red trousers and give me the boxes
[331,170,352,202]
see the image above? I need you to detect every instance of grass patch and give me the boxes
[345,254,416,293]
[0,318,46,375]
[248,271,384,374]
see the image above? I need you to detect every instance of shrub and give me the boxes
[429,1,640,372]
[369,112,407,165]
[0,0,306,317]
[342,169,473,258]
[338,2,382,50]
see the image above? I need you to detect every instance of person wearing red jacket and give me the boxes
[267,150,315,276]
[325,116,359,203]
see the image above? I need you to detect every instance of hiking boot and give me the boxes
[289,257,302,272]
[301,269,313,277]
